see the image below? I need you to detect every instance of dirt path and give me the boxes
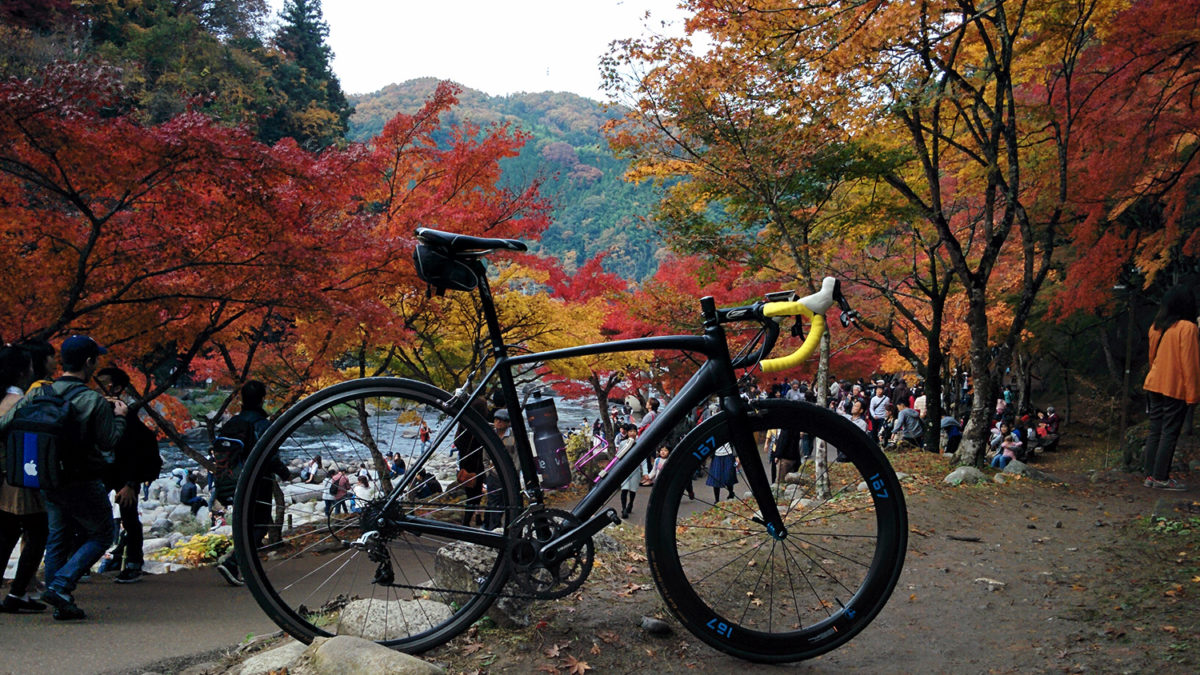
[20,433,1189,675]
[416,442,1199,674]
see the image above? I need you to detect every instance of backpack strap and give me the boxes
[55,381,96,436]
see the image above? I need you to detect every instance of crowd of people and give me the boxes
[745,373,1065,473]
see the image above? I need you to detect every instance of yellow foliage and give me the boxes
[148,533,233,566]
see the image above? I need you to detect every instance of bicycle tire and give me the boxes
[645,399,907,662]
[232,377,520,652]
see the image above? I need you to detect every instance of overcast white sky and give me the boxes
[267,1,690,100]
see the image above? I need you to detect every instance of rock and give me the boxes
[166,532,186,547]
[141,561,170,575]
[993,474,1007,484]
[211,524,233,537]
[150,518,174,536]
[944,466,988,486]
[336,598,453,641]
[781,471,805,484]
[974,577,1006,591]
[240,639,308,675]
[142,537,171,554]
[167,505,193,522]
[142,499,162,510]
[639,616,672,635]
[592,531,621,554]
[284,482,325,504]
[308,635,443,674]
[195,506,211,525]
[790,498,816,510]
[434,540,531,628]
[1002,460,1057,482]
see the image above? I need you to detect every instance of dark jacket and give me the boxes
[104,416,159,491]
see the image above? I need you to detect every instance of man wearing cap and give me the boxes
[0,335,127,620]
[493,408,517,467]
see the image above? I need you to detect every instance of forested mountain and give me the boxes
[350,79,664,279]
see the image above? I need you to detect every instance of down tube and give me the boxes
[573,361,720,519]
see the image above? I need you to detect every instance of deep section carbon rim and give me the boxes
[645,400,907,662]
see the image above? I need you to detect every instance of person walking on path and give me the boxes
[1142,286,1200,491]
[0,335,128,620]
[212,380,287,586]
[95,366,161,584]
[0,346,48,613]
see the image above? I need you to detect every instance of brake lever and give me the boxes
[789,316,804,338]
[833,279,859,328]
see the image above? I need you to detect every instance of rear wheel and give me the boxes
[645,400,907,662]
[232,378,520,653]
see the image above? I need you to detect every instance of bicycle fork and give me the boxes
[722,396,788,540]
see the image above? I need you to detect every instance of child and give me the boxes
[989,421,1023,469]
[647,446,669,484]
[617,424,643,518]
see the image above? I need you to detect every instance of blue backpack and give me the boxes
[4,383,91,489]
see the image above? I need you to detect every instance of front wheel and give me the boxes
[232,378,520,653]
[645,400,907,663]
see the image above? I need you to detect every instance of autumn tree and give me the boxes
[263,0,352,149]
[611,0,1142,465]
[539,253,645,446]
[0,61,360,464]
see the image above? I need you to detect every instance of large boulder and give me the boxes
[335,598,453,641]
[433,541,530,628]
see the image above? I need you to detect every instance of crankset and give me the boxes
[506,508,595,600]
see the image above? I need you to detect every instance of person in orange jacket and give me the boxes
[1142,286,1200,491]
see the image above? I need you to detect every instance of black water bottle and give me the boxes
[525,394,571,488]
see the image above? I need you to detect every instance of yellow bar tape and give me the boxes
[759,309,825,374]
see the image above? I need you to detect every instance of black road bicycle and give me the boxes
[232,228,907,663]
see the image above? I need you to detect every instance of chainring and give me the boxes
[506,508,595,600]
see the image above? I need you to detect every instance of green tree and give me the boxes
[263,0,351,149]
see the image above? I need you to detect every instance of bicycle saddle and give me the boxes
[415,227,528,254]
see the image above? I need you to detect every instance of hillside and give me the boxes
[349,79,664,279]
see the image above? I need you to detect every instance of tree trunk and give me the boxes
[924,346,944,454]
[814,332,830,498]
[955,293,996,467]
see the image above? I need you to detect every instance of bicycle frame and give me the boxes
[381,269,787,553]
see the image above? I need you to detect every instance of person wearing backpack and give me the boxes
[94,366,162,585]
[212,380,288,586]
[0,335,127,621]
[0,346,48,613]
